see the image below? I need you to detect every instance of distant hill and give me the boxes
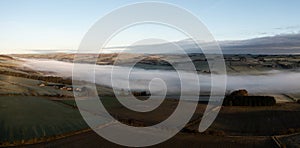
[104,33,300,55]
[218,33,300,54]
[0,55,15,60]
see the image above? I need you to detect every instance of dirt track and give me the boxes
[20,130,276,148]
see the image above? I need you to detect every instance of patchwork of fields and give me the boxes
[0,54,300,147]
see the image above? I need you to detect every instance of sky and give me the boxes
[0,0,300,53]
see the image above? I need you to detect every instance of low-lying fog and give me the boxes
[22,59,300,95]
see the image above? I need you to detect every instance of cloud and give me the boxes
[273,25,300,30]
[23,59,300,97]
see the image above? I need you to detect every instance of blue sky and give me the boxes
[0,0,300,53]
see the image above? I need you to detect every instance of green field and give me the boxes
[0,96,89,143]
[58,96,123,109]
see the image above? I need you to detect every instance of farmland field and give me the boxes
[0,74,73,97]
[0,96,89,144]
[57,96,127,109]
